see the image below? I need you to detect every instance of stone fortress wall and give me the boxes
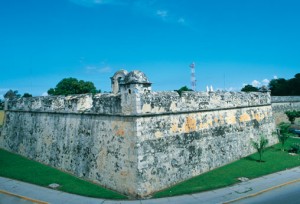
[271,96,300,124]
[0,70,299,198]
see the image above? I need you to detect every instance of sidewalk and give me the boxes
[1,167,300,204]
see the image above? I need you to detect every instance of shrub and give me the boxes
[290,143,300,154]
[285,110,300,124]
[276,123,295,151]
[251,135,269,162]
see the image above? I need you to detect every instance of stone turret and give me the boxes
[110,70,128,94]
[111,70,152,114]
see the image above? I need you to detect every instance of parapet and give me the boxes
[5,94,122,115]
[140,91,271,114]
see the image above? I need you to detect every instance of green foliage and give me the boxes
[241,84,259,92]
[22,93,32,98]
[251,135,269,162]
[4,90,21,99]
[285,110,300,124]
[0,149,126,199]
[48,78,100,96]
[269,73,300,96]
[0,99,4,110]
[277,122,295,151]
[176,86,193,96]
[154,138,300,198]
[290,143,300,154]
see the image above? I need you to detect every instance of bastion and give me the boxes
[1,70,298,198]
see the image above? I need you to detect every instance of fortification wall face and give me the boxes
[135,105,276,196]
[0,91,279,197]
[271,96,300,124]
[0,111,138,196]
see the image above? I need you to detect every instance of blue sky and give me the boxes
[0,0,299,98]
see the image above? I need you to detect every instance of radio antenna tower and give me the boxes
[190,62,196,91]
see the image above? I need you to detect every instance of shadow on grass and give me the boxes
[244,156,266,163]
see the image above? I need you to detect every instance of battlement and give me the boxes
[5,90,271,116]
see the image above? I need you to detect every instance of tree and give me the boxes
[269,73,300,96]
[4,90,21,99]
[241,85,259,92]
[0,99,4,110]
[47,78,100,96]
[276,123,295,151]
[285,110,300,124]
[176,86,193,96]
[251,135,269,162]
[22,93,32,98]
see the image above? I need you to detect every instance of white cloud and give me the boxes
[99,66,112,73]
[274,75,278,79]
[262,79,270,85]
[42,92,48,97]
[85,65,112,74]
[156,10,168,18]
[251,80,261,87]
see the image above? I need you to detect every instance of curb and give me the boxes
[223,178,300,203]
[0,189,48,204]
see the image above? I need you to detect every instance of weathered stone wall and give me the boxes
[135,92,276,196]
[0,91,278,197]
[271,96,300,124]
[6,93,122,115]
[140,91,270,114]
[0,94,139,196]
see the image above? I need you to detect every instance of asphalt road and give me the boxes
[233,181,300,204]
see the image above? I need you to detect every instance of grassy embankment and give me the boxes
[0,137,300,199]
[153,137,300,198]
[0,110,4,126]
[0,149,127,199]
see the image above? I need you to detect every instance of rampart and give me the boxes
[0,90,278,198]
[1,70,298,198]
[271,96,300,124]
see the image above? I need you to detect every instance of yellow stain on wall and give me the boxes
[171,123,178,133]
[226,115,237,125]
[199,122,209,129]
[142,104,151,113]
[214,117,219,123]
[254,113,265,121]
[207,119,213,127]
[155,131,163,138]
[239,113,251,122]
[185,116,197,132]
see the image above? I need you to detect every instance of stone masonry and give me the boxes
[1,70,298,197]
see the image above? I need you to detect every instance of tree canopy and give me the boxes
[22,93,32,98]
[4,90,21,99]
[241,85,259,92]
[0,99,4,110]
[269,74,300,96]
[48,78,100,96]
[176,86,193,96]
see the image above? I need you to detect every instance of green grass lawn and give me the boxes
[1,138,300,199]
[153,137,300,198]
[0,149,127,199]
[0,110,4,126]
